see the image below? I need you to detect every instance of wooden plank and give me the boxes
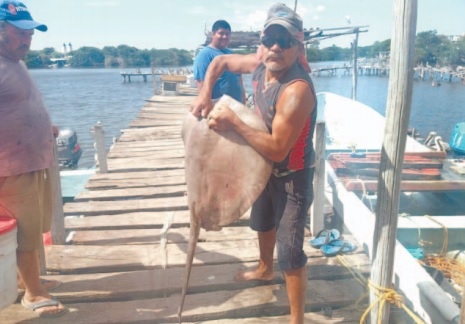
[0,278,365,323]
[74,184,186,201]
[136,112,187,120]
[85,175,186,190]
[45,240,264,273]
[344,179,465,192]
[107,149,184,159]
[45,238,366,274]
[25,254,371,303]
[141,107,188,114]
[106,159,185,172]
[117,127,182,138]
[70,226,258,245]
[179,308,364,324]
[88,169,185,181]
[109,142,184,150]
[128,119,183,127]
[64,196,188,216]
[65,211,192,230]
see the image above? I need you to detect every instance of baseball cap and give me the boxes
[263,3,303,41]
[0,1,47,31]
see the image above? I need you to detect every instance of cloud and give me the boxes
[189,5,208,15]
[316,5,326,13]
[85,1,119,7]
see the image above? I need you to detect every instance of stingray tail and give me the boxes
[178,205,201,324]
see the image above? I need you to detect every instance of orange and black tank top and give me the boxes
[252,62,317,176]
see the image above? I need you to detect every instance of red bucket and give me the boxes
[0,215,18,310]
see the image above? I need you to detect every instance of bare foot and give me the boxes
[234,268,274,282]
[18,278,61,292]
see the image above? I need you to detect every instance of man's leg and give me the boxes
[284,266,307,324]
[234,229,276,281]
[17,249,66,316]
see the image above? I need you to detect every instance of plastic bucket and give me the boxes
[0,216,18,310]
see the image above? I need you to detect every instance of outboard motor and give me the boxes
[56,127,82,169]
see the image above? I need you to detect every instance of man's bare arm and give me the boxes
[190,53,259,118]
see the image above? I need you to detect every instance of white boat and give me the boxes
[317,92,462,324]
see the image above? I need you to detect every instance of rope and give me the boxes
[408,215,465,292]
[398,213,433,248]
[355,178,376,213]
[360,280,425,324]
[336,255,426,324]
[424,215,448,256]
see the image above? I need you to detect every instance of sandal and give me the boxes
[309,229,340,248]
[320,239,356,257]
[21,297,68,318]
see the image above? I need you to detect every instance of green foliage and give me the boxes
[68,46,104,67]
[24,50,50,68]
[25,31,464,69]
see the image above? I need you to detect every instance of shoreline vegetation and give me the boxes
[26,30,464,71]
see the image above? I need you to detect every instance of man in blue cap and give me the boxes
[190,3,315,323]
[0,1,67,318]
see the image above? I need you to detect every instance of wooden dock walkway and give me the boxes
[0,95,375,323]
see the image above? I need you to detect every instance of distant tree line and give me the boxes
[303,30,464,68]
[25,45,194,69]
[25,30,464,69]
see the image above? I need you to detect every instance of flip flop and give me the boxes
[320,239,356,257]
[21,297,68,318]
[309,229,340,248]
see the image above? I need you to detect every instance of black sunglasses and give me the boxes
[260,35,298,49]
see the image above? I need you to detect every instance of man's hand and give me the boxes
[190,94,213,118]
[207,103,237,132]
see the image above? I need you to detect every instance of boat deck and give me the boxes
[0,95,378,323]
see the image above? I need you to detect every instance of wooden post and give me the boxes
[91,122,108,174]
[460,287,465,324]
[351,28,359,100]
[151,61,157,95]
[369,1,417,323]
[310,121,326,235]
[50,138,65,244]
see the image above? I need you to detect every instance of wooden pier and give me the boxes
[0,95,381,323]
[120,71,162,82]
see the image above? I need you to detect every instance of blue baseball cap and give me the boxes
[0,1,47,31]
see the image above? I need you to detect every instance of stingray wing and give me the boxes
[182,95,272,231]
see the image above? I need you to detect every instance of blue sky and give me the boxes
[27,0,464,52]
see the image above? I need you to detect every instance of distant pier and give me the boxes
[120,70,162,82]
[121,68,193,82]
[312,62,465,84]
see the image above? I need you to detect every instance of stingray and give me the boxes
[178,95,272,323]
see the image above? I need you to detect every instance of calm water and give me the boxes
[30,64,465,169]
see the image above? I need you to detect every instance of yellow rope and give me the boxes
[414,215,465,288]
[359,280,425,324]
[424,215,448,256]
[336,255,426,324]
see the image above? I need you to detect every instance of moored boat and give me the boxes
[318,92,463,323]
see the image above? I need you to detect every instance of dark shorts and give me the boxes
[250,167,314,270]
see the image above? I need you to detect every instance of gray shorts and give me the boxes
[250,167,314,270]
